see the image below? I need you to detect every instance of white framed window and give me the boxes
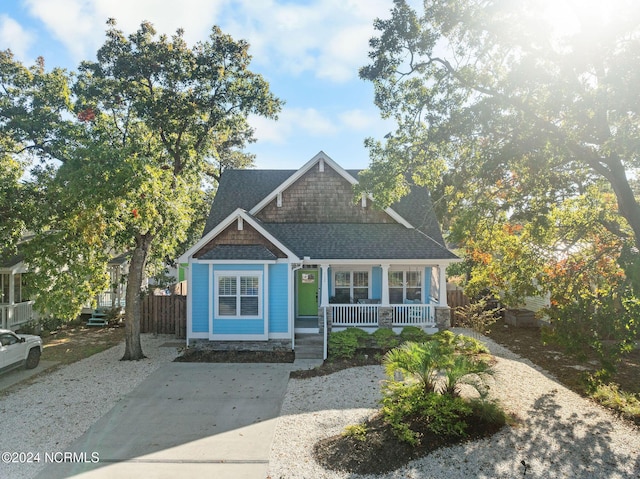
[333,269,370,303]
[215,271,262,318]
[389,269,422,303]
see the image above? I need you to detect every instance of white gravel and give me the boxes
[269,331,640,479]
[1,330,638,479]
[0,334,180,479]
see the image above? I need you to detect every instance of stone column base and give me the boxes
[435,306,451,330]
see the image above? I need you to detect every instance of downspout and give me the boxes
[323,306,328,360]
[291,262,304,351]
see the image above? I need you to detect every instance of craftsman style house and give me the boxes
[178,152,459,349]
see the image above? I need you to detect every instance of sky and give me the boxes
[0,0,400,170]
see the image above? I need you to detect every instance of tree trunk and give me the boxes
[607,156,640,252]
[121,234,153,361]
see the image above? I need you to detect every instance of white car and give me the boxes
[0,329,43,373]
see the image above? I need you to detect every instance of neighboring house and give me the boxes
[82,252,128,314]
[0,252,36,331]
[178,152,459,349]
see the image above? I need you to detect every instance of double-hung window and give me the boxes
[389,270,422,303]
[333,270,369,303]
[216,272,262,318]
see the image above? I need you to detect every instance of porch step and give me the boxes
[295,333,324,360]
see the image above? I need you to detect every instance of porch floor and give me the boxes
[295,317,319,332]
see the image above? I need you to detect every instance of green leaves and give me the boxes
[1,21,281,331]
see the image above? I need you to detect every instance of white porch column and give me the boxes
[438,264,448,306]
[381,263,390,306]
[320,263,330,307]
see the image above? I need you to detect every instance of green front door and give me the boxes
[297,269,318,316]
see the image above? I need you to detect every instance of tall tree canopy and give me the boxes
[359,0,640,285]
[1,21,282,360]
[359,0,640,363]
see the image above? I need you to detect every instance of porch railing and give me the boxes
[0,301,36,330]
[330,304,436,328]
[392,304,435,327]
[331,304,379,326]
[96,291,125,309]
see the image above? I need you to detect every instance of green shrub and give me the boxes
[372,328,400,350]
[590,383,640,423]
[454,334,490,355]
[342,423,368,441]
[381,383,471,445]
[468,398,508,427]
[328,328,369,359]
[399,326,430,343]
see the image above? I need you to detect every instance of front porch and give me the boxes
[1,301,36,330]
[295,261,452,333]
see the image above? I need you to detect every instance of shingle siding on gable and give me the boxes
[255,162,395,224]
[194,222,288,259]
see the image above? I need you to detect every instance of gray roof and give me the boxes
[200,165,456,261]
[261,223,457,260]
[199,245,277,261]
[204,169,445,242]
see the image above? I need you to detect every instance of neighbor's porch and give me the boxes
[0,270,37,330]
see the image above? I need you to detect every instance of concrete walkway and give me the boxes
[36,362,293,479]
[0,360,58,391]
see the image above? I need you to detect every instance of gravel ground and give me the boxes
[269,331,640,479]
[1,330,638,479]
[0,334,180,479]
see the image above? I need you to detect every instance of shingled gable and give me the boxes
[180,208,298,262]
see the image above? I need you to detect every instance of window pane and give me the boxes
[353,272,368,287]
[389,288,403,304]
[333,287,350,303]
[353,288,368,301]
[14,273,21,303]
[241,276,259,296]
[218,297,237,315]
[240,297,259,315]
[218,277,236,295]
[335,272,350,287]
[407,288,422,302]
[407,271,421,287]
[389,271,403,287]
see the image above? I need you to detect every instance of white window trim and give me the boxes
[388,267,424,304]
[331,267,372,301]
[214,270,263,319]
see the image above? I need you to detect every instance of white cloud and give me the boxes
[250,107,339,144]
[226,0,391,82]
[24,0,227,62]
[0,15,35,61]
[22,0,392,82]
[339,109,377,131]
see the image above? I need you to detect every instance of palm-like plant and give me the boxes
[383,341,452,394]
[441,354,494,398]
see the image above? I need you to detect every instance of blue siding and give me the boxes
[424,267,432,303]
[214,319,264,334]
[371,266,382,300]
[327,267,332,298]
[191,263,209,333]
[269,263,289,333]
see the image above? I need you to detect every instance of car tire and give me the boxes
[25,348,41,369]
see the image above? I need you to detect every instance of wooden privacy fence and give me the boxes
[140,294,187,339]
[447,286,470,327]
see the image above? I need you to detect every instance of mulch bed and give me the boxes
[174,349,295,363]
[313,411,505,475]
